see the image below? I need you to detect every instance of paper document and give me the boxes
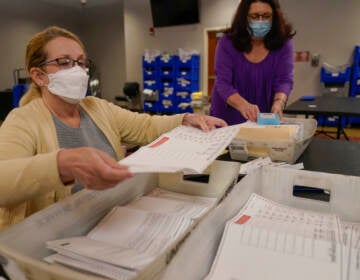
[341,222,360,280]
[239,157,304,175]
[119,125,240,174]
[46,190,215,280]
[206,193,345,280]
[236,120,303,142]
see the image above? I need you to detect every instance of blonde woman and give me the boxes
[0,26,226,231]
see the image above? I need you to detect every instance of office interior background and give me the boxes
[0,0,359,106]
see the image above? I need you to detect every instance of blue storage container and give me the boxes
[176,68,199,80]
[159,54,177,68]
[143,79,158,90]
[143,68,158,80]
[317,115,347,128]
[142,55,158,68]
[176,90,191,102]
[143,101,158,112]
[158,99,175,114]
[142,52,199,114]
[177,55,200,68]
[159,68,175,79]
[176,102,193,114]
[320,66,350,84]
[350,46,360,97]
[12,84,29,108]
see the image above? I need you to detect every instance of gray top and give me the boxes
[53,107,117,193]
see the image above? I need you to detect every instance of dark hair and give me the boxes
[226,0,295,52]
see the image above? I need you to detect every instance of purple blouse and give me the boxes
[210,35,294,125]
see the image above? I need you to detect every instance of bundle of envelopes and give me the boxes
[45,189,218,280]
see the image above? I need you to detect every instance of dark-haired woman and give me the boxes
[210,0,295,125]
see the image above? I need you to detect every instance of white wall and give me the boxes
[2,1,360,105]
[124,0,360,104]
[0,0,124,102]
[80,2,125,101]
[0,6,80,91]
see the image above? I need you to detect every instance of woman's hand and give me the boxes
[57,147,133,190]
[239,102,260,122]
[271,95,287,120]
[182,113,227,132]
[271,100,284,120]
[227,93,259,122]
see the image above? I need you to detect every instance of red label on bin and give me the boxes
[235,215,251,225]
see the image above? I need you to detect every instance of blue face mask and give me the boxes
[248,21,272,38]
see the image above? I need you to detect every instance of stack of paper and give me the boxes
[206,193,360,280]
[46,189,217,280]
[236,121,303,142]
[119,124,241,174]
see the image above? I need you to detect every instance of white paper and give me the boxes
[148,187,217,207]
[239,157,304,175]
[45,253,136,280]
[206,193,343,280]
[46,189,215,279]
[341,221,360,280]
[119,125,240,174]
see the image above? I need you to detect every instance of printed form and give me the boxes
[46,191,214,280]
[206,193,343,280]
[119,124,241,174]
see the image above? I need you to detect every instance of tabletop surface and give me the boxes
[297,138,360,176]
[284,96,360,116]
[217,138,360,177]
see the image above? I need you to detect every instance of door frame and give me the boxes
[203,26,227,97]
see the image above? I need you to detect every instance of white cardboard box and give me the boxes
[0,160,240,280]
[160,166,360,280]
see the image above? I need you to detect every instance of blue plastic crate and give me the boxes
[176,90,191,102]
[175,101,193,114]
[350,67,360,97]
[176,68,199,80]
[348,116,360,126]
[159,68,175,79]
[320,66,351,84]
[159,78,175,89]
[143,101,159,112]
[177,55,200,68]
[12,84,29,108]
[317,115,347,128]
[142,56,158,68]
[143,68,158,80]
[159,54,177,68]
[353,46,360,66]
[158,99,176,114]
[159,86,175,99]
[143,79,158,90]
[176,78,199,92]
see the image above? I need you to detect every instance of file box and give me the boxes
[0,161,240,280]
[161,166,360,280]
[229,117,317,163]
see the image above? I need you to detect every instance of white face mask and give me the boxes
[46,66,89,104]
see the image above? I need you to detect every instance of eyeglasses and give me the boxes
[39,57,91,69]
[247,13,273,21]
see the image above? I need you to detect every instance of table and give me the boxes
[284,96,360,140]
[297,138,360,176]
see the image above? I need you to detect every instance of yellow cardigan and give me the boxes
[0,96,183,231]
